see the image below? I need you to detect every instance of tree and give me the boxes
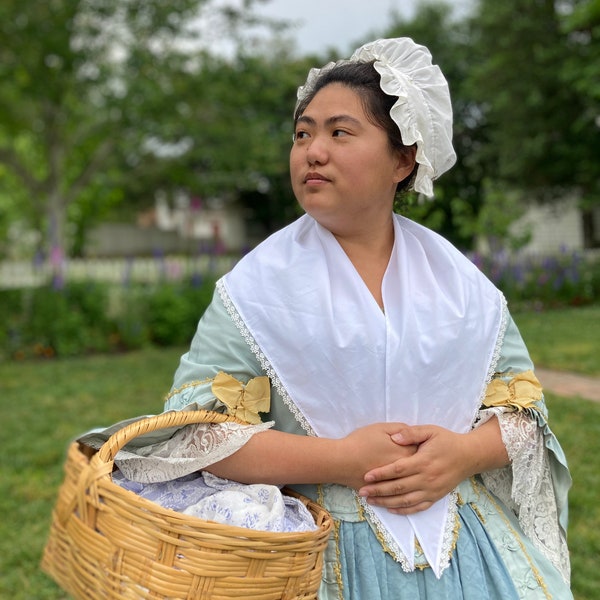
[149,49,315,237]
[0,0,293,259]
[377,2,489,249]
[377,1,599,250]
[467,0,598,197]
[560,0,600,202]
[465,0,600,249]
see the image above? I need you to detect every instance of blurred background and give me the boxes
[1,0,599,357]
[0,1,598,598]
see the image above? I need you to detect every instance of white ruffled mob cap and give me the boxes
[296,38,457,197]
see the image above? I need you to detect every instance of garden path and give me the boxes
[536,368,600,403]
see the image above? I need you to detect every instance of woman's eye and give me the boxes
[293,131,309,142]
[332,129,349,137]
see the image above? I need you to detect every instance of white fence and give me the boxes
[0,255,239,289]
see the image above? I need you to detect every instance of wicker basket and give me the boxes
[41,410,333,599]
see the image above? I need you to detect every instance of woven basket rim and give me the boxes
[75,409,333,539]
[42,409,333,600]
[70,443,332,543]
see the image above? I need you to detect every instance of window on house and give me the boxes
[582,207,600,249]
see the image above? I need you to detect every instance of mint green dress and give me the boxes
[165,289,573,600]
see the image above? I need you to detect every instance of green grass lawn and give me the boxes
[0,347,182,599]
[1,306,598,599]
[513,304,600,376]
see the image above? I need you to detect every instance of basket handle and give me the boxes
[61,410,247,527]
[95,409,248,467]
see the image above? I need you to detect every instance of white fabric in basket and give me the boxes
[113,470,317,533]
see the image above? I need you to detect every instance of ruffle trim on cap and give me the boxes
[296,38,457,197]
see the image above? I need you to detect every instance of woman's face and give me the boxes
[290,83,413,236]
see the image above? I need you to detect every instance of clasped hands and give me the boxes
[339,422,476,516]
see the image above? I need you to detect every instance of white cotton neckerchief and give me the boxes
[222,213,505,577]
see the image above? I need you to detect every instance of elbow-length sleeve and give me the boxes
[476,313,572,584]
[165,287,267,413]
[80,287,274,485]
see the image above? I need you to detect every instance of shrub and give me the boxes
[145,286,191,346]
[471,249,599,309]
[111,286,152,351]
[0,275,217,360]
[1,282,116,359]
[145,282,212,347]
[1,248,597,361]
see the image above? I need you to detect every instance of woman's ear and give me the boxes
[393,145,417,183]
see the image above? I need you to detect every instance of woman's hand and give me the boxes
[205,422,417,489]
[358,418,509,515]
[335,423,418,491]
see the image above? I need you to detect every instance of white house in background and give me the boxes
[86,192,247,257]
[509,197,600,255]
[86,191,599,258]
[153,191,246,251]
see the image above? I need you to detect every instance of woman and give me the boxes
[162,38,572,598]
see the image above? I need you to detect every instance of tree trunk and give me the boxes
[45,189,67,283]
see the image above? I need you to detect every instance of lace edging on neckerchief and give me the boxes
[217,279,316,437]
[357,490,459,575]
[437,489,460,575]
[472,291,509,428]
[358,498,413,572]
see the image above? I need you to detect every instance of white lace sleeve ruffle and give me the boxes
[476,408,570,583]
[80,419,273,484]
[79,409,319,534]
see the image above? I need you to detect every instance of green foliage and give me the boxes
[471,182,531,252]
[385,0,600,247]
[145,280,216,346]
[28,282,113,357]
[0,288,23,353]
[154,51,313,235]
[1,282,114,359]
[0,0,296,258]
[0,277,217,360]
[386,3,484,248]
[473,249,600,309]
[466,0,599,199]
[1,0,599,262]
[560,0,600,205]
[111,286,152,351]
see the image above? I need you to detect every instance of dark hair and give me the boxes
[294,61,417,192]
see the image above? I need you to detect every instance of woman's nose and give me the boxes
[306,134,328,165]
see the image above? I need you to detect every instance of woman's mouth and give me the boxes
[304,172,330,185]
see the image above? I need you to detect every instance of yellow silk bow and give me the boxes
[483,369,542,412]
[211,371,270,424]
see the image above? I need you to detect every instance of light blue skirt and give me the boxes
[335,506,518,599]
[312,479,573,600]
